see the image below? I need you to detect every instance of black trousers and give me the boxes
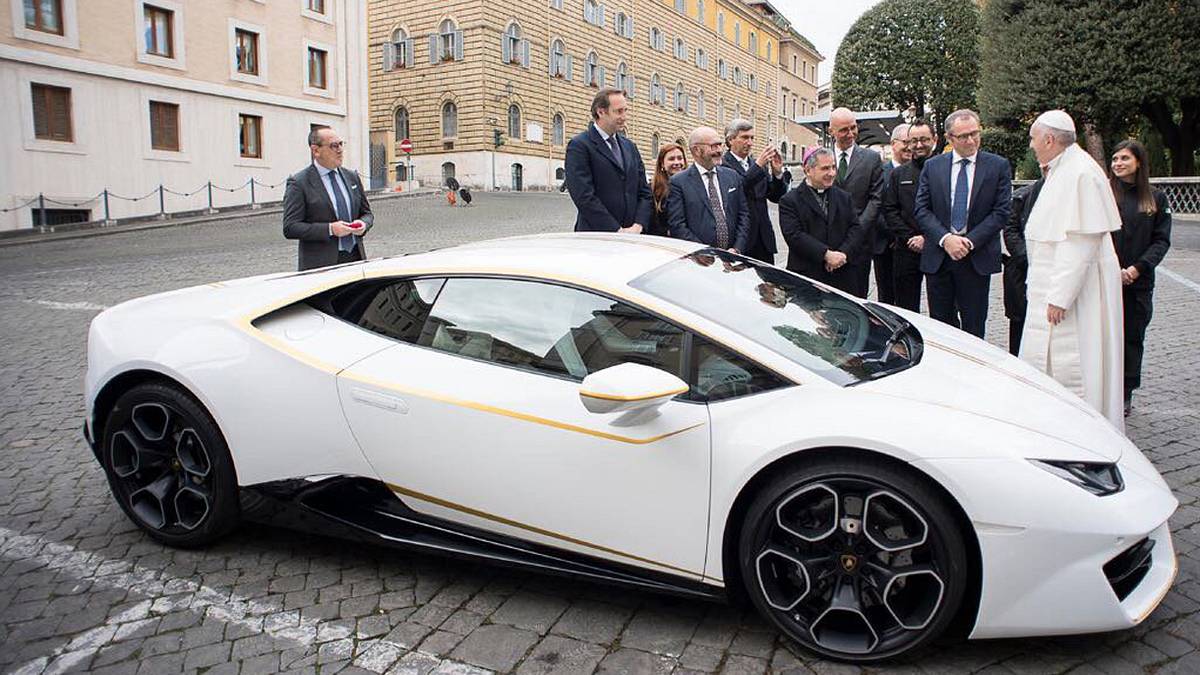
[1002,254,1028,357]
[1008,320,1024,357]
[1123,287,1154,394]
[892,247,923,312]
[873,249,896,305]
[742,242,776,266]
[337,248,364,265]
[926,259,990,338]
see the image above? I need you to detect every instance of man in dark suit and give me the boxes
[668,126,750,252]
[913,109,1012,338]
[283,126,374,271]
[722,119,789,264]
[1002,172,1046,355]
[565,88,652,233]
[883,120,936,312]
[829,108,885,298]
[874,124,910,304]
[778,148,869,296]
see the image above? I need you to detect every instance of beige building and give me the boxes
[369,0,818,192]
[775,24,821,166]
[0,0,369,231]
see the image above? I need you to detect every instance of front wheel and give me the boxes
[100,382,240,547]
[738,455,969,662]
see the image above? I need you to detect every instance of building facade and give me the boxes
[369,0,817,192]
[0,0,369,231]
[776,26,821,166]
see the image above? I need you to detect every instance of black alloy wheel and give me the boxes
[739,456,968,662]
[101,383,239,547]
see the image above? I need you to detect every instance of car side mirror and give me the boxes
[579,363,689,414]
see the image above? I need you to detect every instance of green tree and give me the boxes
[979,0,1200,175]
[831,0,980,142]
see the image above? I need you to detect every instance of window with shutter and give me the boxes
[144,4,174,58]
[149,101,179,151]
[31,83,72,142]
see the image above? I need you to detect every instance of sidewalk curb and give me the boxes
[0,188,438,248]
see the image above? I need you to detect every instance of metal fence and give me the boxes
[1,178,287,231]
[1012,177,1200,214]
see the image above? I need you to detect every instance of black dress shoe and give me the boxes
[1123,392,1133,417]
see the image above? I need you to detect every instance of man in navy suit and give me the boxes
[778,148,870,296]
[722,119,789,264]
[913,109,1012,338]
[667,126,750,252]
[565,88,652,233]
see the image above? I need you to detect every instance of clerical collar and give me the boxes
[804,180,826,194]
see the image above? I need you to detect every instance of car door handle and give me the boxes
[351,388,409,414]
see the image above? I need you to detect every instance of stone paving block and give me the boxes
[440,609,487,636]
[515,634,607,675]
[387,650,442,675]
[240,652,282,675]
[383,621,434,650]
[450,623,540,672]
[594,647,676,674]
[679,642,724,672]
[728,629,776,658]
[719,654,769,675]
[420,629,466,657]
[551,600,632,645]
[618,608,700,657]
[489,592,569,635]
[91,663,140,675]
[184,642,232,670]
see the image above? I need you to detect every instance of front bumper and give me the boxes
[916,456,1177,639]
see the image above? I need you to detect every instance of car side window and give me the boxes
[419,278,685,381]
[314,278,445,344]
[689,337,788,402]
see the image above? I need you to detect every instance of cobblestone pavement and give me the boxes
[2,192,1199,675]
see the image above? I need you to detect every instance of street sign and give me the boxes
[399,138,413,154]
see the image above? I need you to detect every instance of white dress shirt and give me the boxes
[316,163,359,242]
[697,165,724,213]
[949,151,977,215]
[836,144,855,170]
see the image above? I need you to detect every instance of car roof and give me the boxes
[358,233,705,287]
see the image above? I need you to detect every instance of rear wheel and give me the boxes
[101,382,239,547]
[738,455,968,662]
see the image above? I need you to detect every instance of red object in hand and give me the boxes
[347,221,364,230]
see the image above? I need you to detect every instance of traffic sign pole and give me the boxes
[398,138,413,193]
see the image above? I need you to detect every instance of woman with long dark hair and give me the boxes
[1109,139,1172,415]
[649,144,687,237]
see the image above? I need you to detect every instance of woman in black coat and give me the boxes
[648,144,687,237]
[1109,140,1172,414]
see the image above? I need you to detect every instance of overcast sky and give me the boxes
[771,0,884,85]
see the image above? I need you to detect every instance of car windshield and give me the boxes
[630,249,922,386]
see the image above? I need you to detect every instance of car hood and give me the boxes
[859,309,1128,462]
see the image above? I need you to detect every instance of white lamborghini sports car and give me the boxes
[84,234,1177,662]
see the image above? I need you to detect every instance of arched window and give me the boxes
[695,47,706,69]
[734,22,741,46]
[650,73,662,105]
[441,162,456,184]
[717,12,724,35]
[394,106,409,140]
[651,133,660,159]
[749,31,757,54]
[552,113,564,146]
[390,28,409,68]
[766,41,773,62]
[717,59,727,79]
[733,66,741,85]
[507,104,521,139]
[584,0,598,24]
[441,101,457,137]
[674,82,685,111]
[438,19,457,61]
[748,74,757,91]
[511,163,523,191]
[503,22,521,64]
[674,37,685,60]
[616,62,629,94]
[780,141,788,162]
[791,96,797,120]
[697,90,706,120]
[718,97,725,124]
[615,12,630,38]
[585,51,598,87]
[550,39,565,77]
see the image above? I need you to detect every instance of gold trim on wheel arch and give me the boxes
[386,482,704,578]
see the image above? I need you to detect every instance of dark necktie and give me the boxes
[951,158,970,233]
[607,135,623,167]
[837,151,848,183]
[328,170,354,252]
[705,171,729,249]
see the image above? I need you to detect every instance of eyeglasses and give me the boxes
[324,141,346,150]
[948,130,981,141]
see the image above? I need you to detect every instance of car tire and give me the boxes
[100,382,240,547]
[738,454,968,662]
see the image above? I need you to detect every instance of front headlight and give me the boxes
[1030,459,1124,496]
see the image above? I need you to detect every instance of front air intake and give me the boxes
[1103,538,1153,601]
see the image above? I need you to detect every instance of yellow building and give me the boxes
[369,0,817,191]
[0,0,369,231]
[775,24,822,165]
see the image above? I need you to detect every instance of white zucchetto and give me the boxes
[1033,109,1076,133]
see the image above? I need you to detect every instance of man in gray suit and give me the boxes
[829,107,885,298]
[668,127,749,252]
[283,126,374,271]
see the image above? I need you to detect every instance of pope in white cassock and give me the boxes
[1019,110,1125,431]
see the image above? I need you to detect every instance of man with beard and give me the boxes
[667,126,750,252]
[882,120,935,312]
